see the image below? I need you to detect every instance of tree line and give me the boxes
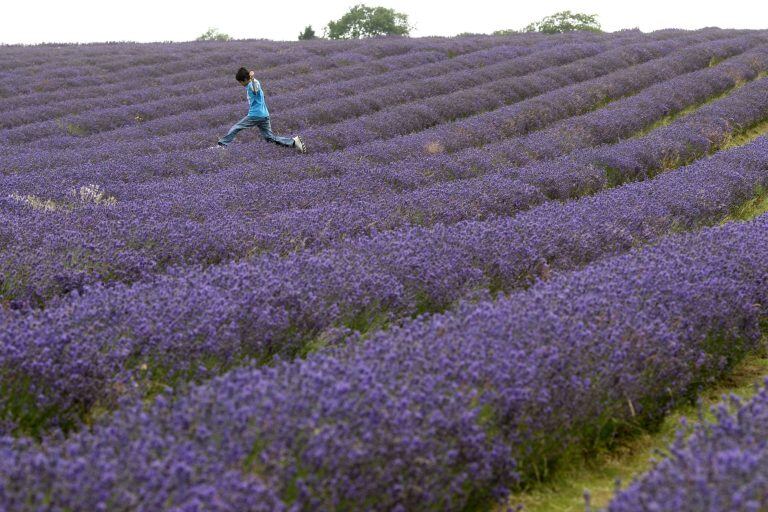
[197,6,602,42]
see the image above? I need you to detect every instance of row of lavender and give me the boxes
[163,33,767,189]
[3,31,758,190]
[6,38,763,224]
[13,29,711,127]
[2,198,767,510]
[10,30,715,157]
[145,39,768,205]
[42,41,768,218]
[3,126,768,436]
[65,35,768,170]
[4,42,768,306]
[608,385,768,511]
[7,32,647,137]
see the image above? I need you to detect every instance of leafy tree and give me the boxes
[298,25,317,40]
[492,28,519,36]
[326,4,411,39]
[524,10,601,34]
[196,27,232,42]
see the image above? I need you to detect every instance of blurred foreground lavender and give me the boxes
[2,207,767,510]
[608,384,768,511]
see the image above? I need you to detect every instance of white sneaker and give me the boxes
[293,136,307,154]
[208,143,226,150]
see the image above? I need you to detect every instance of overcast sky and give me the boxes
[1,0,766,45]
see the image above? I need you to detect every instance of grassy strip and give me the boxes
[720,114,768,151]
[505,351,768,512]
[603,82,768,192]
[723,186,768,223]
[630,71,768,140]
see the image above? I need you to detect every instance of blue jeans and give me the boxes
[218,116,295,147]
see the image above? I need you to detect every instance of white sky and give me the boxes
[1,0,766,45]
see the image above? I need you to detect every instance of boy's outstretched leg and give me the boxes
[254,117,306,153]
[216,115,259,147]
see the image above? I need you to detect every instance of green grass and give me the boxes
[596,77,768,191]
[506,353,768,512]
[631,71,768,140]
[723,186,768,223]
[65,122,89,137]
[720,115,768,151]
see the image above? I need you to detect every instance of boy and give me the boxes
[213,67,306,152]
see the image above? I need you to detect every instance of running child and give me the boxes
[213,67,306,152]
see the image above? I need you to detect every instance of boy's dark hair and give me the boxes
[235,67,250,82]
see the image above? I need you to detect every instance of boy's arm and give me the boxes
[248,70,260,92]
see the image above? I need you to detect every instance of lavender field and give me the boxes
[2,27,768,510]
